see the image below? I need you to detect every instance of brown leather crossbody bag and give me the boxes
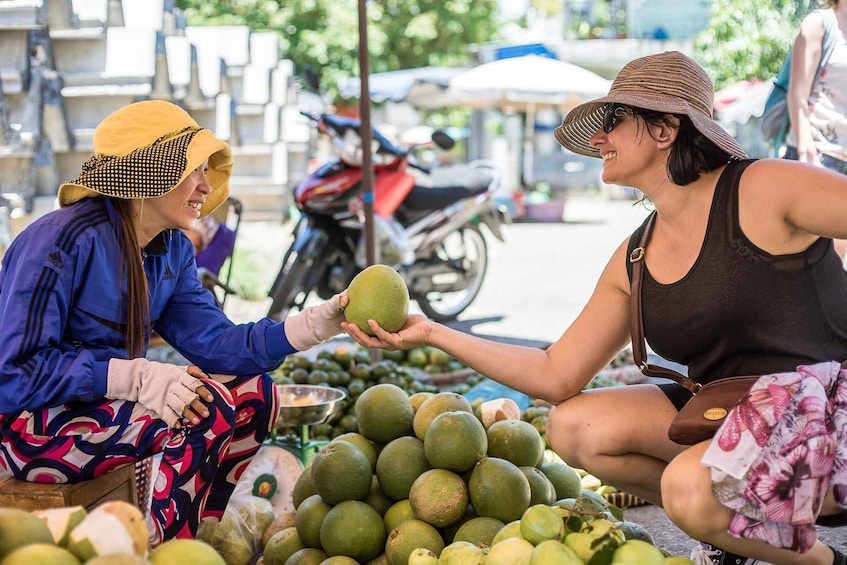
[629,213,758,445]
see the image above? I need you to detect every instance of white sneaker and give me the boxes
[688,543,768,565]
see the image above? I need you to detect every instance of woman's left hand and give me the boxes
[341,314,432,351]
[183,366,215,426]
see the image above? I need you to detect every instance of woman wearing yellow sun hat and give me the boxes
[0,100,347,544]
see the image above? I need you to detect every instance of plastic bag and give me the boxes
[197,494,275,565]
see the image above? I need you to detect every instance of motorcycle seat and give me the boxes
[404,165,492,211]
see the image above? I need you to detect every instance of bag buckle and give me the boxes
[629,247,645,263]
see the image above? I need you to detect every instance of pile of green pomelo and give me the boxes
[262,384,695,565]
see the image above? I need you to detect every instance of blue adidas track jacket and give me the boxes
[0,197,295,414]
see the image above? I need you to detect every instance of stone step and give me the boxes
[0,0,46,30]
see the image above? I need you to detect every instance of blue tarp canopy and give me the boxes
[338,66,465,110]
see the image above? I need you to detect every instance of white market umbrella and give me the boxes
[449,55,611,111]
[449,55,611,185]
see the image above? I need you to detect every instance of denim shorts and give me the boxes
[783,146,847,174]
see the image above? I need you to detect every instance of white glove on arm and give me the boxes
[284,293,346,351]
[106,358,203,428]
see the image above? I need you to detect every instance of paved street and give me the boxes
[224,194,845,558]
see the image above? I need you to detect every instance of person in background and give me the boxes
[786,0,847,258]
[0,101,347,545]
[345,52,847,565]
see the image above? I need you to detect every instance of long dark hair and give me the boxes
[112,199,149,358]
[636,109,733,186]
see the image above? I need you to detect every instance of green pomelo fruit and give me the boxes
[520,504,565,545]
[407,547,440,565]
[424,411,488,472]
[292,466,318,510]
[611,539,665,565]
[0,508,55,560]
[539,461,582,501]
[355,384,415,444]
[311,440,372,505]
[520,466,556,506]
[262,511,297,547]
[468,457,531,523]
[384,519,445,565]
[443,545,487,565]
[413,393,473,441]
[345,264,409,335]
[376,436,432,500]
[582,518,625,544]
[0,543,80,565]
[484,537,534,565]
[320,500,386,562]
[576,489,611,514]
[563,532,618,565]
[383,499,415,534]
[262,527,304,565]
[333,432,379,471]
[320,556,360,565]
[148,539,224,565]
[286,547,329,565]
[452,516,505,548]
[365,475,395,516]
[439,541,477,564]
[529,539,583,565]
[486,420,545,468]
[409,391,434,413]
[295,494,333,548]
[408,469,469,528]
[490,520,523,546]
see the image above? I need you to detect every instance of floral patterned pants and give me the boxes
[0,373,279,544]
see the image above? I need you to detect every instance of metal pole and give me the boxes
[358,0,376,267]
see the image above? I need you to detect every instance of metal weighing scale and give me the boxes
[245,384,347,514]
[270,384,347,466]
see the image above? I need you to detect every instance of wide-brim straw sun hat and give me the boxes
[58,100,232,218]
[554,51,747,160]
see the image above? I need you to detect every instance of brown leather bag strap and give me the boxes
[629,213,701,393]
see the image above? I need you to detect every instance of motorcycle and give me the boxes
[267,112,509,322]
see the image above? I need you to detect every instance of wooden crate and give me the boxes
[0,465,137,511]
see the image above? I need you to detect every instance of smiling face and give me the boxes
[132,159,212,246]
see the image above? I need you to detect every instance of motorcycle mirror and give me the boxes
[431,130,455,151]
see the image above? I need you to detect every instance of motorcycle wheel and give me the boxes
[413,223,488,322]
[267,250,315,322]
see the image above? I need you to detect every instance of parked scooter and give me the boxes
[267,111,509,322]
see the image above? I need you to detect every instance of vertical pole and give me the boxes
[358,0,376,267]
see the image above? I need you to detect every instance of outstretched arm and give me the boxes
[343,240,634,404]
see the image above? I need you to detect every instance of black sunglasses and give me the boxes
[602,103,636,133]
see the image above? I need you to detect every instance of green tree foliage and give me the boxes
[175,0,501,100]
[693,0,817,90]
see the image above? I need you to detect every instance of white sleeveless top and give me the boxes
[791,9,847,162]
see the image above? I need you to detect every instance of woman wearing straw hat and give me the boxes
[0,100,347,544]
[345,51,847,565]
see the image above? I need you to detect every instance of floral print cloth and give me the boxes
[701,361,847,552]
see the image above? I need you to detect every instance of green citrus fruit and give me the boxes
[519,504,565,545]
[413,392,473,440]
[320,500,386,562]
[408,468,469,528]
[286,547,329,565]
[468,457,531,523]
[485,537,534,564]
[292,466,318,510]
[424,411,488,472]
[539,461,582,501]
[520,466,556,506]
[344,264,409,335]
[376,436,432,500]
[0,508,54,561]
[384,519,445,565]
[333,432,378,471]
[383,499,416,534]
[295,494,333,548]
[311,440,373,505]
[452,516,505,547]
[262,527,304,565]
[486,419,545,468]
[355,384,414,444]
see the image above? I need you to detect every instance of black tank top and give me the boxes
[626,159,847,384]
